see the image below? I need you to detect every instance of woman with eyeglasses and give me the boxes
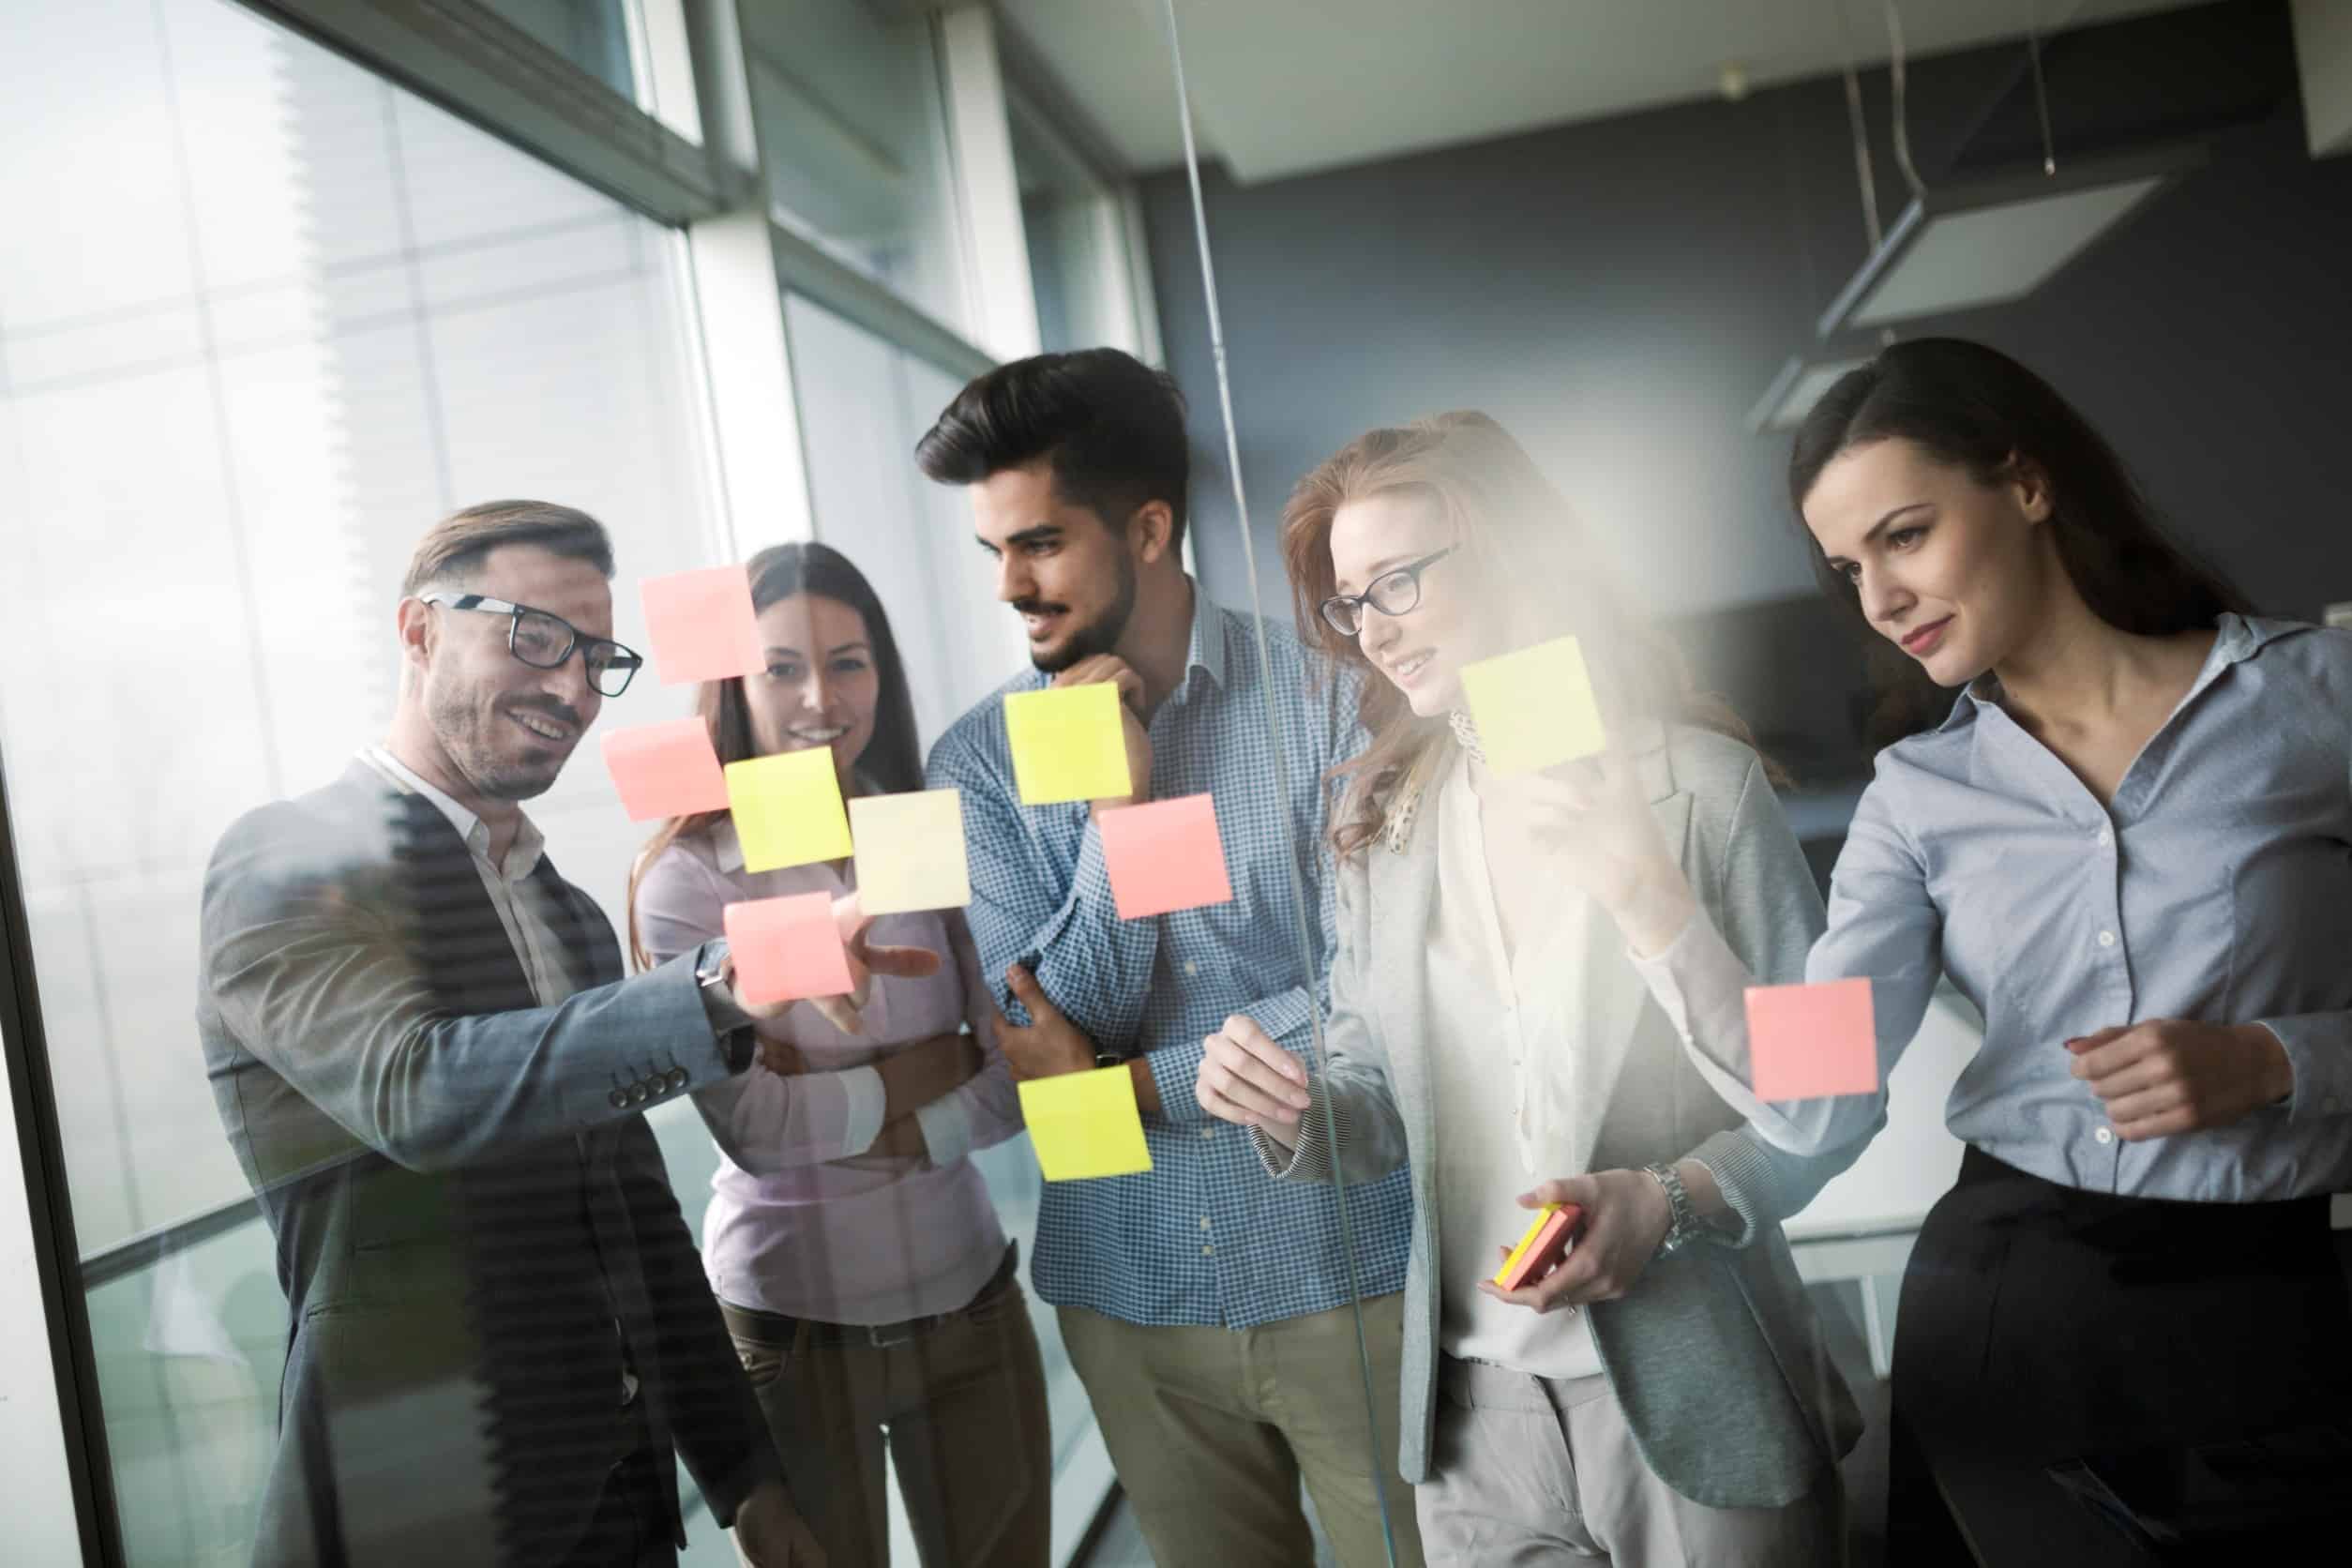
[1194,412,1862,1563]
[626,542,1049,1568]
[1520,338,2352,1560]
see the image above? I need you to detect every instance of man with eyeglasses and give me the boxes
[197,500,915,1566]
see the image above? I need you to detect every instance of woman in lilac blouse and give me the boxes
[628,542,1047,1567]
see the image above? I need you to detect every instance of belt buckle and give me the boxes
[864,1319,917,1349]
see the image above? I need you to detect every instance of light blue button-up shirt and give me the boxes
[1643,613,2352,1201]
[927,581,1413,1327]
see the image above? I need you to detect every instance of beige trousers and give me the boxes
[1416,1357,1844,1566]
[1058,1293,1426,1568]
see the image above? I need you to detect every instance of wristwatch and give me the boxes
[695,942,757,1073]
[1640,1162,1706,1257]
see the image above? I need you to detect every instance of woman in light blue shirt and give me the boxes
[1556,338,2352,1558]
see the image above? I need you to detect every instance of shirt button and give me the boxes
[2094,1125,2115,1145]
[1199,1216,1212,1231]
[2096,827,2113,848]
[1201,1244,1214,1257]
[1184,960,1199,977]
[1201,1126,1216,1140]
[2097,930,2117,948]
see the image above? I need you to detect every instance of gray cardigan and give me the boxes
[1256,725,1865,1506]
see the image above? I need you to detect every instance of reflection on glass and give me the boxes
[744,2,966,332]
[475,0,636,100]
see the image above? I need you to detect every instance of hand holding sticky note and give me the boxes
[1004,684,1132,806]
[724,891,854,1007]
[641,565,765,686]
[602,717,729,822]
[849,790,971,914]
[1745,977,1878,1102]
[1018,1065,1153,1181]
[726,749,852,872]
[1097,793,1234,920]
[1457,634,1607,776]
[1494,1202,1584,1290]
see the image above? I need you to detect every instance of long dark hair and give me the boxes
[1789,338,2254,738]
[626,541,921,970]
[1283,411,1783,859]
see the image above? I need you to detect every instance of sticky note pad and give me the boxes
[1745,977,1878,1102]
[1097,794,1234,920]
[724,891,853,1007]
[726,749,852,872]
[1457,635,1607,776]
[602,717,729,822]
[849,790,971,914]
[1018,1066,1153,1182]
[641,565,765,686]
[1004,684,1131,806]
[1495,1203,1582,1290]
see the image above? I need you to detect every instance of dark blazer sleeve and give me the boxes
[203,798,743,1174]
[610,1116,783,1526]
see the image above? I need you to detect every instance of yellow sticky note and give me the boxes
[1457,634,1607,776]
[1004,685,1132,806]
[1018,1066,1153,1182]
[725,750,852,872]
[849,790,971,914]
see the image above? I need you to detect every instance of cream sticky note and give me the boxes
[1003,684,1132,806]
[1456,634,1607,776]
[1097,793,1235,920]
[601,717,729,822]
[726,749,852,872]
[1018,1066,1153,1182]
[1745,977,1878,1102]
[641,565,765,686]
[723,892,852,1007]
[849,790,971,914]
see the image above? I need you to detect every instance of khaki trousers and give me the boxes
[1058,1293,1425,1568]
[1416,1357,1844,1566]
[721,1254,1051,1568]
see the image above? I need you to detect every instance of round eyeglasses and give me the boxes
[419,592,643,698]
[1319,547,1456,637]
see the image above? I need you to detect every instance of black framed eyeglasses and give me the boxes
[419,592,643,698]
[1319,547,1456,637]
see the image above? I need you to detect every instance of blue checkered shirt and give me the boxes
[927,583,1413,1328]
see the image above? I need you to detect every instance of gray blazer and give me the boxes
[197,761,779,1567]
[1259,725,1866,1507]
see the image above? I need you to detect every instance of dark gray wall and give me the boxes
[1143,2,2352,780]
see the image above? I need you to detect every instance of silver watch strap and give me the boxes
[1641,1162,1702,1257]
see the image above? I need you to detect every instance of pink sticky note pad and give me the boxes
[640,565,764,686]
[1745,977,1878,1102]
[1495,1203,1583,1291]
[601,717,729,822]
[1096,794,1235,921]
[723,893,853,1007]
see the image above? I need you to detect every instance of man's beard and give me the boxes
[430,678,573,801]
[1025,554,1138,674]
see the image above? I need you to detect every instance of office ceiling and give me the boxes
[994,0,2209,183]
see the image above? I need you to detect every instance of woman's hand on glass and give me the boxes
[1498,745,1695,956]
[1196,1013,1312,1138]
[2069,1018,2296,1138]
[1476,1170,1672,1314]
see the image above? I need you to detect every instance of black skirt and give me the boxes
[1888,1143,2352,1556]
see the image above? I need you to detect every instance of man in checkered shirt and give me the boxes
[919,350,1421,1568]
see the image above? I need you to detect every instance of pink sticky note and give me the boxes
[640,565,764,686]
[1745,978,1878,1102]
[723,893,853,1007]
[601,717,729,822]
[1096,794,1235,921]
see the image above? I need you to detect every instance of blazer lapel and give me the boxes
[1367,813,1444,1165]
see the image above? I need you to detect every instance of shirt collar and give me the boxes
[360,746,546,881]
[1938,611,2264,733]
[1177,577,1229,697]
